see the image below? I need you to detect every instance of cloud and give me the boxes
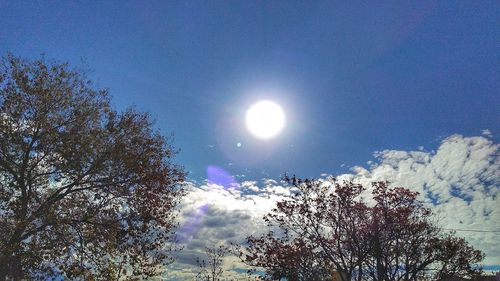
[167,133,499,279]
[482,129,492,137]
[166,181,288,279]
[338,134,500,265]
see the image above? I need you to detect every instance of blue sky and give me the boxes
[1,1,498,181]
[172,134,500,279]
[1,1,499,278]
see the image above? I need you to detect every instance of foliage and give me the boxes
[0,55,186,280]
[243,235,332,281]
[240,176,484,281]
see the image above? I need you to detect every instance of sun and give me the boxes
[245,100,286,140]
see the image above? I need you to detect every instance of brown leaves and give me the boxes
[240,178,484,281]
[0,55,186,280]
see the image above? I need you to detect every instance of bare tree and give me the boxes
[0,55,186,280]
[195,245,230,281]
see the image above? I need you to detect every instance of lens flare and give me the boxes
[206,165,239,190]
[176,166,241,242]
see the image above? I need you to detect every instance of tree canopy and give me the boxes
[0,55,186,280]
[240,176,484,281]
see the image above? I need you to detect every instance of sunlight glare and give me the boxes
[245,100,286,140]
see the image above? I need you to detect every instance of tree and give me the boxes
[195,245,230,281]
[431,234,485,280]
[241,176,484,281]
[0,55,186,280]
[242,234,332,281]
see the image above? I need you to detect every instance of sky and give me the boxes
[170,134,499,279]
[1,1,498,279]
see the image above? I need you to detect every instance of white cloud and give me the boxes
[481,129,492,137]
[339,134,500,265]
[167,134,499,279]
[166,182,288,279]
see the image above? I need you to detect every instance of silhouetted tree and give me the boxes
[432,233,485,280]
[363,182,483,281]
[240,176,484,281]
[195,245,230,281]
[0,55,186,280]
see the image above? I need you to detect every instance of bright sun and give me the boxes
[245,100,286,140]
